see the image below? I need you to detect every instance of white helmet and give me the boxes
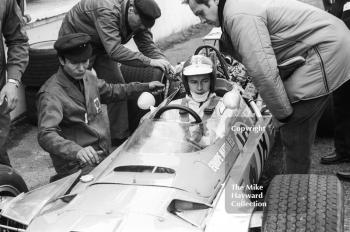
[182,55,216,94]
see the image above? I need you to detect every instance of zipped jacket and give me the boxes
[220,0,350,120]
[37,68,150,175]
[59,0,165,67]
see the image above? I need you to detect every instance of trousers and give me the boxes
[280,95,330,174]
[0,111,11,166]
[333,80,350,157]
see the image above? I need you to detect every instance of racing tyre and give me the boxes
[262,174,343,232]
[22,40,59,87]
[0,164,28,196]
[25,86,40,125]
[120,65,164,132]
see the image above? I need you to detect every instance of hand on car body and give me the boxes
[150,59,175,74]
[76,146,103,165]
[148,81,165,95]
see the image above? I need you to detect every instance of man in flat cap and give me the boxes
[59,0,172,146]
[37,33,164,181]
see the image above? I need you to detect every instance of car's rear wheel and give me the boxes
[22,40,59,125]
[262,174,343,232]
[22,40,59,87]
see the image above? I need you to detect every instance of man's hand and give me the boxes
[0,82,19,113]
[150,59,175,74]
[148,81,165,95]
[76,146,103,165]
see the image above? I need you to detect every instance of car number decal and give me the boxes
[208,142,227,172]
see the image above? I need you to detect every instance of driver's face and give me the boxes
[187,74,211,95]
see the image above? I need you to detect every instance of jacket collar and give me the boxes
[218,0,226,27]
[120,0,134,44]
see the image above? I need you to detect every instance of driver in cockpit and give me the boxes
[163,54,225,121]
[162,54,239,146]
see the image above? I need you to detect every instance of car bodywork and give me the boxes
[0,79,274,232]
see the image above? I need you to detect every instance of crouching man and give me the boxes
[37,33,164,182]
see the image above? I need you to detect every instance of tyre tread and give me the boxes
[262,174,343,232]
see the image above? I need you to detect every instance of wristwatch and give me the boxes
[7,79,20,88]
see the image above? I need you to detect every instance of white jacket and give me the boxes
[221,0,350,120]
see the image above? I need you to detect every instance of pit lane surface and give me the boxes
[6,0,349,229]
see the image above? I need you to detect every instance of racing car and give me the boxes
[0,46,343,232]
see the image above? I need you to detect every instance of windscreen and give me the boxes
[124,111,234,154]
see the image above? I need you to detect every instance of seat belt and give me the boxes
[179,98,190,122]
[178,96,221,144]
[178,96,221,121]
[203,96,221,121]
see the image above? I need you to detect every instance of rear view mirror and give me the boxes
[137,92,156,110]
[223,89,241,110]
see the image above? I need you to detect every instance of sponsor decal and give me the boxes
[94,98,102,114]
[208,142,227,172]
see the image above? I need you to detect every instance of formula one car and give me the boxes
[0,46,343,232]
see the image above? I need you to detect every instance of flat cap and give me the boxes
[54,33,92,62]
[134,0,161,28]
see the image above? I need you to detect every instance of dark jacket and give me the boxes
[220,0,350,120]
[59,0,165,67]
[327,0,350,28]
[37,68,150,175]
[0,0,29,88]
[327,0,347,17]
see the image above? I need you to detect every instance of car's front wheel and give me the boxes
[0,164,28,198]
[262,174,343,232]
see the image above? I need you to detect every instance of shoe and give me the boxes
[320,152,350,164]
[336,171,350,181]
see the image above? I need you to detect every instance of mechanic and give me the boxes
[0,0,29,166]
[37,33,164,182]
[162,55,237,146]
[320,0,350,180]
[58,0,173,147]
[183,0,350,174]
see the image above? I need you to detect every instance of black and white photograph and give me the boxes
[0,0,349,231]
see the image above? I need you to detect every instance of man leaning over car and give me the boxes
[183,0,350,174]
[37,33,164,182]
[59,0,173,147]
